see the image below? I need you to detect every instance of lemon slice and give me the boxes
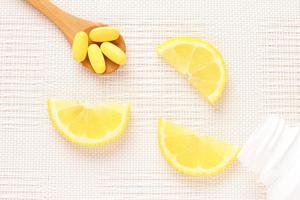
[48,98,130,146]
[158,119,240,176]
[156,37,227,104]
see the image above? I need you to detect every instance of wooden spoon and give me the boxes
[26,0,126,74]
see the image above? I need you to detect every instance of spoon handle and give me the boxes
[26,0,94,42]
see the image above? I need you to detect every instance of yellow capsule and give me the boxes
[72,31,88,62]
[88,44,106,74]
[100,42,127,65]
[89,26,120,42]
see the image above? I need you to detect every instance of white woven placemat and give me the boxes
[0,0,299,199]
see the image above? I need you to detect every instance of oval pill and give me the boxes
[89,26,120,42]
[88,44,106,74]
[100,42,127,65]
[72,31,88,62]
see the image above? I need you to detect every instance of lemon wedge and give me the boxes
[156,37,227,104]
[158,119,239,176]
[48,98,130,146]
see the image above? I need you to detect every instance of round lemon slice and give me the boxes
[156,37,227,104]
[158,119,240,176]
[48,98,130,146]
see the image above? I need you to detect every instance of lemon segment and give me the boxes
[48,98,130,146]
[156,37,227,104]
[158,119,240,176]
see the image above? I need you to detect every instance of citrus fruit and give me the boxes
[156,37,227,104]
[158,119,240,176]
[48,98,130,146]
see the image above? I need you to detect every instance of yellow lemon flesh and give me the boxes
[158,119,240,176]
[48,98,130,147]
[156,37,227,104]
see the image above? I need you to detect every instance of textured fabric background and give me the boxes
[0,0,299,199]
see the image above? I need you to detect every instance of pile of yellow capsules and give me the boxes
[72,26,127,74]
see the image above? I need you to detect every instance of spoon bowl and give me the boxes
[81,25,126,74]
[26,0,126,74]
